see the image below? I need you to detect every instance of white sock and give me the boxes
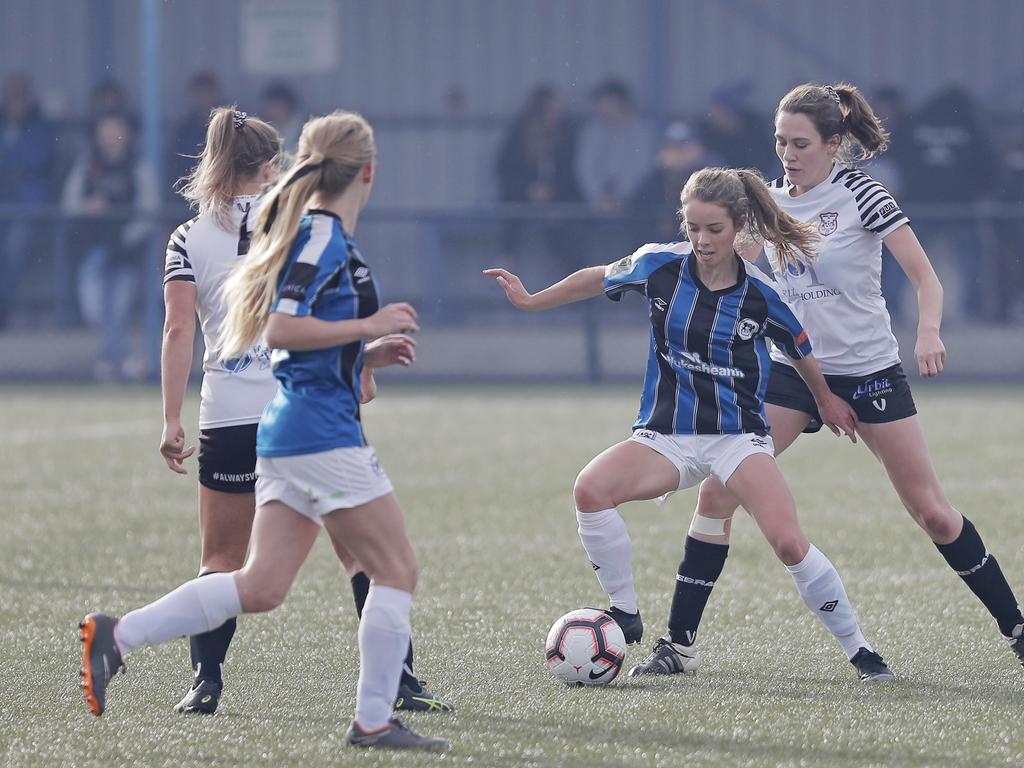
[786,545,870,660]
[114,572,242,656]
[576,508,638,614]
[355,585,412,731]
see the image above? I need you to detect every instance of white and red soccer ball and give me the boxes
[544,608,626,686]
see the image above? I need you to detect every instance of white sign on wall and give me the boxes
[240,0,339,75]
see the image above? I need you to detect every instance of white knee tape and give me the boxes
[689,514,728,537]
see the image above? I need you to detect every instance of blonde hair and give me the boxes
[218,110,376,360]
[176,106,281,229]
[777,82,890,164]
[681,167,819,268]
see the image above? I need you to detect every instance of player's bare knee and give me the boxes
[573,470,611,513]
[912,502,960,542]
[373,554,418,592]
[695,480,737,519]
[240,582,288,613]
[770,533,808,565]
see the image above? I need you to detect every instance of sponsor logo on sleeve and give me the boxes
[607,256,633,277]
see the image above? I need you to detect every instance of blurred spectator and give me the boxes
[89,77,135,123]
[443,85,467,117]
[697,82,774,176]
[868,85,913,323]
[993,131,1024,323]
[630,120,720,243]
[575,78,655,213]
[167,71,223,202]
[61,113,159,380]
[0,73,55,328]
[497,84,580,207]
[261,81,302,153]
[903,85,996,321]
[495,84,581,264]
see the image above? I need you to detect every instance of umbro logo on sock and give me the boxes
[820,600,838,613]
[590,562,601,571]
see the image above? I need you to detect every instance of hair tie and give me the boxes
[233,110,248,130]
[262,160,325,234]
[822,85,841,105]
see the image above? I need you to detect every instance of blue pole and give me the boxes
[140,0,164,380]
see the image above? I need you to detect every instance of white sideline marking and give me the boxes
[6,419,154,446]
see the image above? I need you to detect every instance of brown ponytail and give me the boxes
[218,110,375,360]
[777,82,889,164]
[176,106,282,229]
[681,167,819,268]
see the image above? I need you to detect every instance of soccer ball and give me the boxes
[544,608,626,686]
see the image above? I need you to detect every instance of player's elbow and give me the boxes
[264,314,293,350]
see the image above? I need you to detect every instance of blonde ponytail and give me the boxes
[218,110,376,361]
[218,160,325,359]
[734,169,818,267]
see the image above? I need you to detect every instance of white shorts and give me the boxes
[628,429,775,494]
[255,446,394,525]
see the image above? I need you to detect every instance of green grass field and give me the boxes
[1,385,1023,767]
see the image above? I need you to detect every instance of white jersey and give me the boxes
[763,163,910,376]
[164,195,277,429]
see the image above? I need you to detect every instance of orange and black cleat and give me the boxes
[78,613,124,716]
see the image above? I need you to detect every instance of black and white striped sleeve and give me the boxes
[844,173,909,237]
[163,219,197,285]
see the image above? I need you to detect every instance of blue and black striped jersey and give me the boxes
[604,242,812,435]
[256,210,380,457]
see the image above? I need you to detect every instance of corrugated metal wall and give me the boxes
[2,0,1020,210]
[5,0,1020,116]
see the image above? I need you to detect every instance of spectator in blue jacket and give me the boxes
[0,73,55,328]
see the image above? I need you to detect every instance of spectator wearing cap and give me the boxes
[630,121,721,243]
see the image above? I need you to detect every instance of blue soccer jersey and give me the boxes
[256,210,380,457]
[604,241,813,435]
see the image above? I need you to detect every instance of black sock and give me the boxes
[189,572,236,686]
[667,536,729,646]
[350,571,419,688]
[935,516,1024,637]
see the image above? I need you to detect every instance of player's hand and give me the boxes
[363,302,419,339]
[159,419,195,474]
[915,329,946,378]
[817,393,858,443]
[483,268,536,310]
[359,367,378,404]
[364,334,416,369]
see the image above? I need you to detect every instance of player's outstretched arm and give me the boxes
[483,266,605,311]
[789,354,858,443]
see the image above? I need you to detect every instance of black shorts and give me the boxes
[765,362,917,434]
[198,424,259,493]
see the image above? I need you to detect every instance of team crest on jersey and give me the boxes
[736,318,760,340]
[818,211,839,236]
